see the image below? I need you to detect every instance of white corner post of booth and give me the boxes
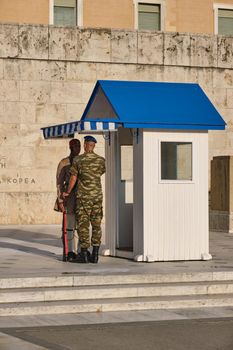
[134,254,144,262]
[201,253,212,261]
[146,255,155,262]
[101,249,111,256]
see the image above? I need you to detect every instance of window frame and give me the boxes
[158,139,195,184]
[133,0,165,31]
[213,3,233,35]
[49,0,83,26]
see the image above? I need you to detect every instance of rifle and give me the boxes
[62,210,69,262]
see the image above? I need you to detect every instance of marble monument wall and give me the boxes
[0,24,232,224]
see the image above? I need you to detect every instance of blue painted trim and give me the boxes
[122,123,225,130]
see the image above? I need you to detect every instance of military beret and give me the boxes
[84,135,97,143]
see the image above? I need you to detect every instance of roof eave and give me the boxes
[122,123,226,130]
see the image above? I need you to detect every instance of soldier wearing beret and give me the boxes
[63,135,106,263]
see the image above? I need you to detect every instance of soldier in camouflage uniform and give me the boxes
[63,135,106,263]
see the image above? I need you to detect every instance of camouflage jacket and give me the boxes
[70,152,106,201]
[54,156,76,214]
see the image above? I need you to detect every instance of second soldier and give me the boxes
[63,135,106,263]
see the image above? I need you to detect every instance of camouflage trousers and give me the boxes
[76,198,103,249]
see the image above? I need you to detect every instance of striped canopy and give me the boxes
[41,120,120,139]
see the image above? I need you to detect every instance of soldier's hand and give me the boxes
[62,192,70,199]
[58,202,65,213]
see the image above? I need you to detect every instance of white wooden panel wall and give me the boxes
[105,133,118,255]
[133,129,144,257]
[143,130,209,261]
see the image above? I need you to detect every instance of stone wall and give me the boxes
[0,24,233,224]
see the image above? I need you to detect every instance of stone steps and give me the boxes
[1,294,233,316]
[1,281,233,304]
[1,271,233,316]
[1,271,233,289]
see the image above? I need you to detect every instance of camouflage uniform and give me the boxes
[70,152,106,249]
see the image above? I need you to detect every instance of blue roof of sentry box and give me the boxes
[41,80,226,139]
[81,80,226,130]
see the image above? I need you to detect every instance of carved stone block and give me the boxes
[4,59,20,80]
[20,81,50,103]
[0,80,19,101]
[218,36,233,69]
[111,30,137,63]
[50,82,82,104]
[19,25,49,59]
[0,59,3,79]
[35,103,67,124]
[0,24,18,58]
[138,32,163,65]
[66,103,85,120]
[0,123,20,147]
[79,28,111,62]
[164,32,191,66]
[213,69,233,88]
[49,26,79,61]
[227,89,233,108]
[67,62,97,82]
[19,102,36,124]
[190,34,217,67]
[3,102,21,123]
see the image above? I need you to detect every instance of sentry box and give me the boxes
[42,80,226,262]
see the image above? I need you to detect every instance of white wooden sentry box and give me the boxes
[42,80,226,262]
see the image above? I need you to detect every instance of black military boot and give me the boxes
[67,251,76,262]
[90,246,99,264]
[73,248,89,263]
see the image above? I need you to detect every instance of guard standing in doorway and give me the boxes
[63,135,106,263]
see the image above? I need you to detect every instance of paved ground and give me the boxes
[1,225,233,349]
[2,318,233,350]
[0,225,233,278]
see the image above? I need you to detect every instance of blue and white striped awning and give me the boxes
[41,120,120,139]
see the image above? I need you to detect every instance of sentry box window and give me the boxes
[161,142,192,181]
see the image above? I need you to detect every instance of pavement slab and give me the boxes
[2,318,233,350]
[0,225,233,278]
